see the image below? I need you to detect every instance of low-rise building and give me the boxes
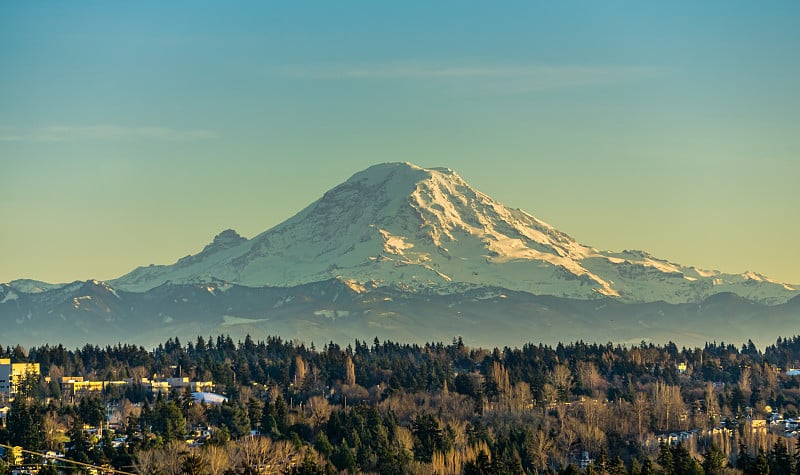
[60,376,128,396]
[166,377,214,393]
[58,374,217,398]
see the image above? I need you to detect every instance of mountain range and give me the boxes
[2,162,797,348]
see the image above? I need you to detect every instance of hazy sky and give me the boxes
[2,1,799,284]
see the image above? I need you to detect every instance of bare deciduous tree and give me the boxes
[653,381,685,431]
[133,448,158,475]
[395,426,415,458]
[345,356,356,386]
[528,429,554,471]
[42,413,63,451]
[550,364,573,402]
[203,445,231,475]
[294,355,307,386]
[704,382,719,425]
[577,362,603,397]
[740,365,752,403]
[231,436,298,473]
[491,361,510,394]
[541,383,558,408]
[632,391,650,440]
[306,395,332,428]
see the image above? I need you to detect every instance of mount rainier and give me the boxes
[2,162,797,348]
[111,162,795,304]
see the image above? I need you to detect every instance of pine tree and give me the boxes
[658,443,674,475]
[738,442,753,473]
[641,457,656,475]
[180,452,206,475]
[754,449,771,475]
[702,444,726,475]
[151,399,187,442]
[610,456,628,475]
[333,440,356,472]
[672,443,703,475]
[6,398,44,451]
[464,450,493,475]
[769,440,793,475]
[411,413,444,463]
[289,448,325,475]
[273,394,289,433]
[314,432,334,458]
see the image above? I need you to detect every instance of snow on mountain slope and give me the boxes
[110,162,798,304]
[110,229,251,292]
[8,279,67,294]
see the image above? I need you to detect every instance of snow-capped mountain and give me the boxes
[2,162,799,348]
[110,162,797,305]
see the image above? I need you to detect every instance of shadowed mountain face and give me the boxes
[1,280,798,349]
[2,163,797,348]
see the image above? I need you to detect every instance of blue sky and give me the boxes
[2,1,799,284]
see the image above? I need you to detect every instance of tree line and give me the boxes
[1,334,800,474]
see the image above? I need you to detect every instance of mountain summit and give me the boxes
[111,162,796,305]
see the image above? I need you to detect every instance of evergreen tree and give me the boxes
[610,456,628,475]
[333,440,356,473]
[738,443,753,473]
[273,394,289,433]
[411,413,445,463]
[464,450,494,475]
[6,398,44,451]
[769,440,793,475]
[672,443,704,475]
[262,414,280,437]
[289,448,326,475]
[702,444,726,475]
[77,396,105,428]
[658,443,674,475]
[67,418,92,465]
[641,457,656,475]
[753,449,771,475]
[314,432,334,458]
[151,399,187,442]
[181,452,207,475]
[219,402,251,438]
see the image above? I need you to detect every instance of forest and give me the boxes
[2,333,800,474]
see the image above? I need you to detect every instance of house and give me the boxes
[578,451,594,469]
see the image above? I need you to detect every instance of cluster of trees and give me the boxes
[1,334,800,474]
